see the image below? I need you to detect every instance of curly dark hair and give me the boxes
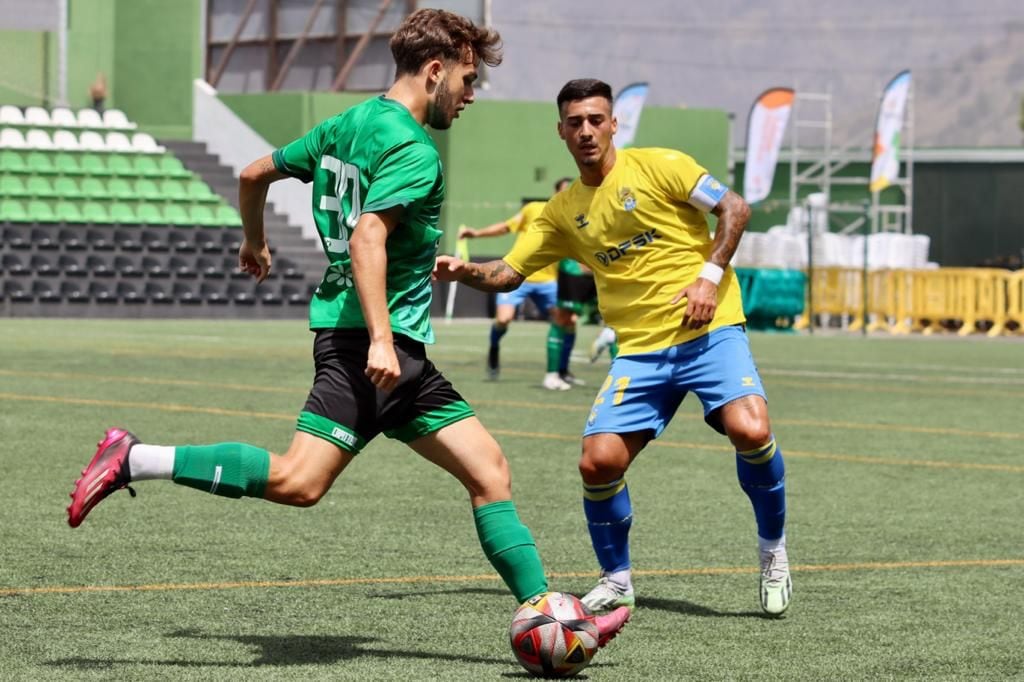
[390,9,502,76]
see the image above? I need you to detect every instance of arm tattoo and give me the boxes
[462,260,525,292]
[709,191,751,268]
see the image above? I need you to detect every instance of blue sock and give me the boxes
[736,437,786,541]
[559,331,576,374]
[583,478,632,572]
[489,324,507,348]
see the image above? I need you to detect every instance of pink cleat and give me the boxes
[593,605,631,648]
[67,428,138,528]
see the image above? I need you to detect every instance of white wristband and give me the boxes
[698,262,724,286]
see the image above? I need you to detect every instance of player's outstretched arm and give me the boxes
[434,256,525,292]
[238,154,289,283]
[458,221,513,240]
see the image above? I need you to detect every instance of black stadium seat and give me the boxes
[31,227,60,250]
[61,280,88,303]
[86,253,115,278]
[140,228,170,252]
[3,225,32,250]
[195,230,221,254]
[116,281,145,304]
[58,253,87,277]
[30,253,58,276]
[85,227,115,251]
[32,279,61,302]
[260,284,283,305]
[200,281,228,305]
[114,254,143,278]
[142,254,171,278]
[281,283,309,305]
[145,281,173,304]
[114,228,143,252]
[227,281,256,305]
[58,227,87,251]
[169,255,198,279]
[4,279,33,302]
[88,281,117,304]
[197,256,224,279]
[2,253,30,276]
[172,281,201,305]
[169,228,197,253]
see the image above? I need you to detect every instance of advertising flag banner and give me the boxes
[612,82,649,149]
[869,70,912,192]
[743,87,795,203]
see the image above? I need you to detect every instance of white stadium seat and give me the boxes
[25,129,55,149]
[24,106,51,126]
[131,132,164,154]
[76,108,104,128]
[51,107,78,127]
[0,127,27,148]
[0,105,24,125]
[104,131,133,152]
[103,108,135,130]
[78,130,107,151]
[52,129,81,151]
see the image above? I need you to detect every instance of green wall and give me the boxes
[0,31,59,106]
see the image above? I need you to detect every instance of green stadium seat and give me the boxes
[54,152,82,175]
[26,176,56,198]
[186,179,218,203]
[107,154,136,177]
[110,203,138,224]
[160,179,188,201]
[80,153,111,176]
[189,204,216,227]
[53,176,83,199]
[82,202,110,223]
[107,178,134,200]
[0,198,28,222]
[133,155,163,178]
[55,201,85,223]
[1,150,27,174]
[133,178,161,200]
[136,203,165,224]
[163,203,192,226]
[215,204,242,227]
[80,177,107,199]
[1,175,29,197]
[158,155,191,178]
[26,152,56,175]
[27,200,57,222]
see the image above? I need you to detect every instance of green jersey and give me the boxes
[272,96,444,343]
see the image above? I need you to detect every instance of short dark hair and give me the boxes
[554,177,573,191]
[390,9,503,76]
[556,79,613,113]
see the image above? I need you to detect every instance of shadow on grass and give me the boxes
[46,629,510,669]
[636,595,768,619]
[368,586,509,600]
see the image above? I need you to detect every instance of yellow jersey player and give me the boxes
[436,78,791,617]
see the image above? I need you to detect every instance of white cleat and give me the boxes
[560,372,586,387]
[542,372,572,391]
[589,327,616,363]
[581,576,636,613]
[759,545,792,616]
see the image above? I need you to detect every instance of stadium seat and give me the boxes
[142,254,171,278]
[103,109,135,130]
[79,153,111,176]
[145,281,173,304]
[53,176,83,199]
[260,285,283,305]
[136,203,165,225]
[214,204,242,227]
[79,177,107,199]
[104,132,133,152]
[190,204,217,227]
[53,152,81,175]
[276,257,304,280]
[85,228,115,251]
[24,106,51,126]
[227,281,257,305]
[117,280,146,303]
[133,178,161,200]
[163,203,192,226]
[2,223,32,247]
[76,109,104,128]
[88,280,117,303]
[106,178,134,200]
[26,129,55,150]
[26,151,56,174]
[82,202,110,223]
[51,107,78,128]
[132,155,162,177]
[140,228,170,252]
[57,227,87,250]
[158,155,190,178]
[107,154,136,177]
[0,196,27,220]
[78,130,106,151]
[281,283,309,305]
[58,253,87,277]
[1,175,30,197]
[86,253,116,276]
[61,280,89,303]
[55,201,85,223]
[26,176,56,198]
[219,229,242,252]
[197,256,224,279]
[132,133,165,154]
[0,127,27,148]
[27,199,57,222]
[161,179,187,201]
[200,281,228,304]
[52,129,80,151]
[32,279,61,303]
[222,255,248,280]
[2,253,30,275]
[30,226,59,250]
[172,281,201,304]
[0,105,25,125]
[1,149,27,172]
[166,228,194,253]
[110,202,138,224]
[30,253,58,276]
[3,279,32,302]
[195,230,221,253]
[169,255,198,278]
[114,254,143,278]
[114,228,143,252]
[186,180,218,203]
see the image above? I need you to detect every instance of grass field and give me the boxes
[1,318,1022,680]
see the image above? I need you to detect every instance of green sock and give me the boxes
[474,500,548,603]
[609,340,620,360]
[546,323,565,373]
[172,443,270,499]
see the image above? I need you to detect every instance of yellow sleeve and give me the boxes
[503,207,567,277]
[504,211,524,233]
[639,148,711,204]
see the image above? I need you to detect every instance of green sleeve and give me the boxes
[363,142,441,213]
[271,120,329,183]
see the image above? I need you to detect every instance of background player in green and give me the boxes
[65,10,630,641]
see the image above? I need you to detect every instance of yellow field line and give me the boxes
[2,392,1021,473]
[2,558,1020,598]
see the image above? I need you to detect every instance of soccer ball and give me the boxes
[509,591,599,678]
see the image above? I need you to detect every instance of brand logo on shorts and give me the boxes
[593,228,661,267]
[331,427,357,447]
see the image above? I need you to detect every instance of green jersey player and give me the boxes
[66,8,630,642]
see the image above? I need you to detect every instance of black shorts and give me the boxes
[557,270,597,313]
[296,329,474,454]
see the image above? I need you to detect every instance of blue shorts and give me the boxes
[496,280,558,316]
[583,325,767,439]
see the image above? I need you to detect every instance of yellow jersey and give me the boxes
[506,201,559,284]
[504,148,745,355]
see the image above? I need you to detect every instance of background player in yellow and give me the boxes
[458,178,576,390]
[436,78,792,616]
